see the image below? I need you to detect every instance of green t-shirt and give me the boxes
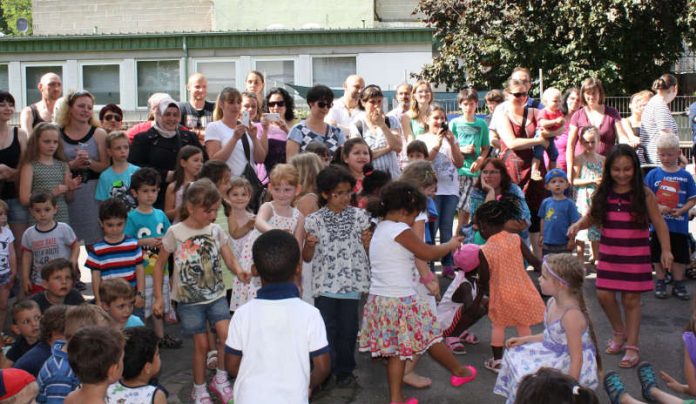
[449,116,489,177]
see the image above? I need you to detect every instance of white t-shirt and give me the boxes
[418,133,460,196]
[413,212,437,312]
[369,220,417,297]
[204,120,255,176]
[0,226,13,278]
[226,290,329,404]
[325,98,360,136]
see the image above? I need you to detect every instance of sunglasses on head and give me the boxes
[103,114,122,122]
[267,101,285,108]
[316,101,333,109]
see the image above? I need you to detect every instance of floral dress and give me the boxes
[494,298,599,403]
[229,204,300,311]
[574,158,603,241]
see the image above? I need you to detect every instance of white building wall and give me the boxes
[357,52,432,90]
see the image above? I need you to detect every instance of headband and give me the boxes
[543,259,568,287]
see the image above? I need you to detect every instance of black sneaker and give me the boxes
[335,373,358,388]
[654,279,667,299]
[672,282,690,301]
[158,334,183,349]
[665,272,673,284]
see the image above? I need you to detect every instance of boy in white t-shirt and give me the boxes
[225,230,330,404]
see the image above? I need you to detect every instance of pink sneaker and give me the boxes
[208,377,234,403]
[450,365,477,387]
[390,398,418,404]
[191,388,214,404]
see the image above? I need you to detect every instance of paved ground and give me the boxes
[69,249,694,404]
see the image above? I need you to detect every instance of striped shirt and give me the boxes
[640,96,678,164]
[85,236,143,287]
[36,340,79,403]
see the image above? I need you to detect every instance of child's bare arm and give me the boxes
[91,271,102,305]
[226,353,242,377]
[228,213,255,239]
[302,232,317,263]
[310,352,331,392]
[69,242,80,269]
[395,228,462,261]
[135,263,145,308]
[253,203,274,233]
[163,183,177,221]
[21,250,32,295]
[152,248,170,317]
[562,309,587,381]
[520,239,541,271]
[220,243,249,283]
[7,244,16,287]
[293,213,305,248]
[646,189,673,270]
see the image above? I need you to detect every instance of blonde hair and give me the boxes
[54,90,100,128]
[655,133,680,150]
[105,131,129,148]
[19,122,67,167]
[213,87,242,122]
[541,87,562,105]
[99,278,135,305]
[544,253,602,373]
[229,176,253,197]
[179,178,221,221]
[269,163,299,187]
[64,304,113,340]
[399,160,437,190]
[407,80,433,120]
[290,153,323,196]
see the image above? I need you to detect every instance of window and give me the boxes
[195,61,236,101]
[25,65,63,104]
[82,65,120,105]
[312,57,356,87]
[0,65,7,91]
[255,60,294,93]
[136,60,180,107]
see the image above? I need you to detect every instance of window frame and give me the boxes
[21,62,67,108]
[78,61,123,108]
[134,59,184,109]
[310,55,357,87]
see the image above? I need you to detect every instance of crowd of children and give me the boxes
[0,68,695,404]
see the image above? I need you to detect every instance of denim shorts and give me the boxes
[176,296,230,336]
[6,198,29,225]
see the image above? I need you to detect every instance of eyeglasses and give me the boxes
[103,114,122,122]
[482,170,501,175]
[316,101,333,109]
[511,92,527,98]
[267,101,285,108]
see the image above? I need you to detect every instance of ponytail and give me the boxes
[651,74,677,92]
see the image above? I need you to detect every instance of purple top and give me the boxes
[684,332,696,369]
[570,106,622,156]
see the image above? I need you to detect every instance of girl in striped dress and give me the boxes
[568,144,672,368]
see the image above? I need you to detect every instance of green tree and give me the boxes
[415,0,695,94]
[0,0,32,36]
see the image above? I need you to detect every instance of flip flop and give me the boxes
[618,345,640,368]
[445,337,467,355]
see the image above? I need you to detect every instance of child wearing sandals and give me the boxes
[568,144,672,369]
[473,199,545,373]
[604,299,696,404]
[438,244,487,355]
[359,181,476,404]
[494,253,599,404]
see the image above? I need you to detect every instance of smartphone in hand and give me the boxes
[241,110,250,126]
[263,112,281,122]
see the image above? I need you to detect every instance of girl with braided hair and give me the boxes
[494,253,600,403]
[473,199,545,373]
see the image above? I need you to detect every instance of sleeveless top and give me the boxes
[61,127,99,182]
[410,118,426,138]
[30,104,46,128]
[31,160,70,224]
[0,128,20,199]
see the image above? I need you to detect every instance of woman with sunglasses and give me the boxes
[566,78,630,183]
[260,87,295,176]
[495,77,558,251]
[55,90,109,245]
[99,104,124,133]
[286,85,344,160]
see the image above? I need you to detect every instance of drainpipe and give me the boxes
[182,35,189,101]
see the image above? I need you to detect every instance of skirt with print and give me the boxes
[358,294,442,360]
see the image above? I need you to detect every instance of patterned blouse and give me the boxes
[305,206,371,297]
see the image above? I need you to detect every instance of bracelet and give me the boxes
[419,271,435,285]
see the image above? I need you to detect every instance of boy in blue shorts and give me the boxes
[538,169,581,256]
[124,168,180,349]
[645,134,696,300]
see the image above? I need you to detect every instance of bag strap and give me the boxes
[520,105,529,137]
[240,133,251,162]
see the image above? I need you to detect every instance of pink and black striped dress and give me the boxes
[596,191,652,292]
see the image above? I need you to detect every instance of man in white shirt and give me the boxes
[387,83,413,119]
[226,230,330,404]
[326,74,365,136]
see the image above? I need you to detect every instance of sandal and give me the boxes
[445,337,467,355]
[619,345,640,368]
[603,371,626,404]
[606,331,625,355]
[458,330,480,345]
[637,361,658,402]
[484,358,502,373]
[159,334,183,349]
[206,350,218,370]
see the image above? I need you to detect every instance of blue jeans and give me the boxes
[314,296,359,377]
[434,194,458,266]
[533,129,559,162]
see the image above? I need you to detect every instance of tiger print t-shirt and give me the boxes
[162,221,229,304]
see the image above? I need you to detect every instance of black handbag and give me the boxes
[240,133,265,213]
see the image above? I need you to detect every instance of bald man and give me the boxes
[20,73,62,135]
[325,74,364,136]
[179,73,215,143]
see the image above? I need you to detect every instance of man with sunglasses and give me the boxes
[325,74,365,137]
[99,104,124,133]
[179,73,214,143]
[20,72,62,136]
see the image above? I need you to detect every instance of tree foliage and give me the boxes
[0,0,32,36]
[415,0,696,94]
